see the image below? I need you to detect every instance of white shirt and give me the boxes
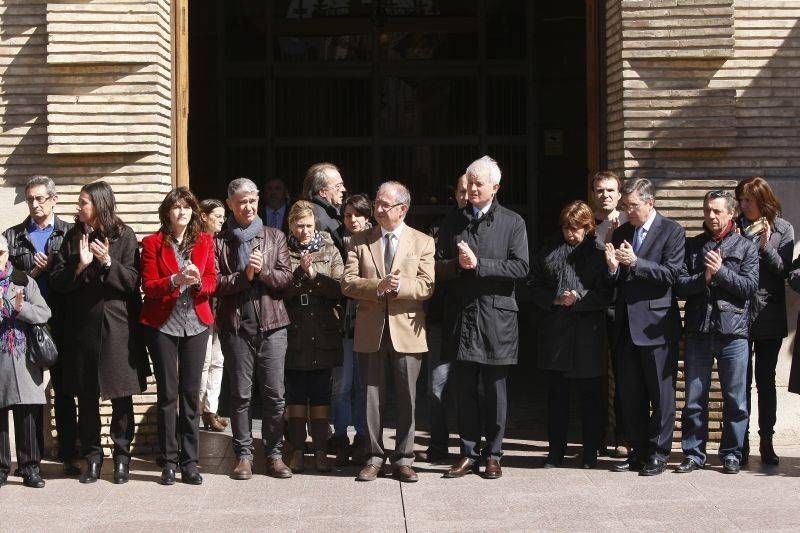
[378,222,406,295]
[472,202,492,219]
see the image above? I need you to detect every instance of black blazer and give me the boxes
[611,212,685,347]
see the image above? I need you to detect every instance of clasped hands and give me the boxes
[703,248,724,283]
[378,269,400,295]
[77,234,112,273]
[299,251,316,278]
[173,262,201,288]
[457,240,477,270]
[554,289,578,307]
[245,248,263,281]
[604,240,637,273]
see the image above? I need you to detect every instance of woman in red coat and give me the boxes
[140,187,217,485]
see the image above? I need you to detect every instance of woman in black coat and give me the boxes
[529,200,611,469]
[735,176,795,465]
[50,181,148,484]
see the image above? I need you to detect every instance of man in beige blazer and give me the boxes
[342,181,435,483]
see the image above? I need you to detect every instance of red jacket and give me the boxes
[140,231,217,328]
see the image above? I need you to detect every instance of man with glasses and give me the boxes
[304,162,347,256]
[3,175,77,476]
[342,181,435,483]
[675,190,758,474]
[604,177,684,476]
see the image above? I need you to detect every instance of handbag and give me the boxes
[26,323,59,368]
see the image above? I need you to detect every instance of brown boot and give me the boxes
[310,405,332,473]
[202,412,226,432]
[265,457,292,479]
[231,457,252,480]
[286,404,308,474]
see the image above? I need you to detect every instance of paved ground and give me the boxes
[3,426,800,532]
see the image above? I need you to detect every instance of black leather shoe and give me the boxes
[639,457,667,476]
[181,468,203,485]
[611,456,642,473]
[760,436,779,466]
[543,454,563,469]
[80,462,101,484]
[0,473,6,487]
[113,461,129,484]
[63,460,81,477]
[741,437,750,466]
[674,458,702,473]
[160,467,176,485]
[21,465,45,488]
[723,458,740,474]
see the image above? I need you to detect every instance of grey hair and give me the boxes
[704,190,737,214]
[0,234,7,252]
[26,175,56,197]
[377,181,411,209]
[227,177,259,199]
[621,178,655,203]
[465,155,502,185]
[305,162,339,199]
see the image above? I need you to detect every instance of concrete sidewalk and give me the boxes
[2,426,800,532]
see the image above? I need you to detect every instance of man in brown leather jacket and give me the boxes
[215,177,293,480]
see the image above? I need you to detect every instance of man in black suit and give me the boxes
[604,177,684,476]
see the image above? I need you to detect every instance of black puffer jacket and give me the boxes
[737,216,794,339]
[677,227,759,338]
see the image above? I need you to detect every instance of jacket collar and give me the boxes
[13,214,69,240]
[312,196,340,218]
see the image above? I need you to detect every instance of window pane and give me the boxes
[226,145,267,182]
[379,32,477,61]
[273,0,372,19]
[487,76,526,136]
[381,77,477,136]
[381,145,477,206]
[486,0,525,59]
[275,35,371,62]
[225,0,266,61]
[275,77,372,137]
[226,77,266,138]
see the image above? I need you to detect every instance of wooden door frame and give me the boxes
[172,0,189,187]
[586,0,605,184]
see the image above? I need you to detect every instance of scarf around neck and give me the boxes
[228,214,264,271]
[0,264,26,359]
[708,219,735,243]
[288,231,324,254]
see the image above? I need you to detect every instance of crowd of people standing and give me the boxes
[2,159,800,488]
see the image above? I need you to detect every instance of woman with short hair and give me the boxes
[282,200,344,474]
[529,200,611,469]
[51,181,148,484]
[735,176,795,465]
[0,234,52,489]
[140,187,217,485]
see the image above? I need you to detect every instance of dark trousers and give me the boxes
[50,360,79,461]
[746,338,782,437]
[146,326,210,468]
[360,330,422,467]
[454,361,509,461]
[285,368,332,406]
[616,328,676,461]
[426,324,452,455]
[0,405,41,473]
[605,306,625,444]
[77,393,134,465]
[546,372,603,460]
[221,327,287,460]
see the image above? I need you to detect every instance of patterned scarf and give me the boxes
[287,231,324,254]
[0,264,26,359]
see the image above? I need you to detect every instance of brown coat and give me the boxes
[214,224,292,333]
[342,224,435,354]
[281,234,344,370]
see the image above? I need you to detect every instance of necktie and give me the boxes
[384,233,396,275]
[633,227,645,253]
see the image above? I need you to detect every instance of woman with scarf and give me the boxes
[50,181,148,484]
[140,187,217,485]
[735,176,795,466]
[528,200,611,469]
[0,234,51,489]
[281,200,344,474]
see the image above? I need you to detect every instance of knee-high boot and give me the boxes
[286,404,308,474]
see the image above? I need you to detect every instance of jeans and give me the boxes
[332,338,365,438]
[221,327,288,460]
[746,338,782,437]
[426,323,451,455]
[681,334,749,465]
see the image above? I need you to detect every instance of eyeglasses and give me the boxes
[26,195,52,205]
[373,201,404,211]
[325,182,345,191]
